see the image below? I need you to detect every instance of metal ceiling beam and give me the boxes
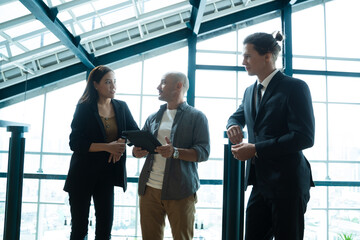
[19,0,95,69]
[198,0,286,34]
[0,28,192,103]
[0,62,88,102]
[0,0,131,31]
[1,0,315,104]
[187,0,206,35]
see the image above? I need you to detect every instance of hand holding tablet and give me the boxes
[122,130,161,154]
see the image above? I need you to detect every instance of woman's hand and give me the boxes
[107,138,126,163]
[108,153,122,163]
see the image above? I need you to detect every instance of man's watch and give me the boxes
[173,147,179,159]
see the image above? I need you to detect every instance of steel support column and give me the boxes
[1,121,29,240]
[222,132,245,240]
[187,33,197,107]
[282,3,293,76]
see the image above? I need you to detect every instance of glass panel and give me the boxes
[326,0,360,59]
[24,154,41,174]
[197,52,237,66]
[141,96,163,125]
[22,179,39,202]
[195,70,236,98]
[194,208,222,240]
[4,20,44,39]
[303,103,327,161]
[125,156,143,178]
[198,159,223,180]
[293,57,326,71]
[197,31,236,51]
[112,206,137,238]
[328,163,360,182]
[0,128,10,151]
[37,204,70,240]
[327,59,360,73]
[0,96,44,152]
[304,209,327,240]
[328,104,360,161]
[310,162,328,182]
[308,186,327,209]
[114,182,138,207]
[238,18,282,46]
[115,95,141,127]
[197,185,223,208]
[142,0,184,13]
[0,153,8,172]
[328,76,360,103]
[143,48,187,95]
[329,186,360,208]
[0,178,6,201]
[329,210,360,239]
[195,98,237,159]
[40,179,67,203]
[41,154,70,175]
[0,202,4,238]
[42,32,59,47]
[294,74,327,102]
[20,203,38,240]
[43,82,84,153]
[292,5,325,57]
[115,62,143,94]
[0,1,30,23]
[19,36,42,51]
[238,71,257,98]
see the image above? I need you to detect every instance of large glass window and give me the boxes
[1,0,360,239]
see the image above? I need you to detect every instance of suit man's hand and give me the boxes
[231,143,256,161]
[227,125,244,144]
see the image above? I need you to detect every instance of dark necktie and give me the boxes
[256,83,263,113]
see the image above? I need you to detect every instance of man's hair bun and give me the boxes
[273,31,284,42]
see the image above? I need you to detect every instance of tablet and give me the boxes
[122,130,161,154]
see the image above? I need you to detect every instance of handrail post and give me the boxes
[222,131,245,240]
[1,121,29,240]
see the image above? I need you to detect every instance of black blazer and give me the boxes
[64,99,139,193]
[227,71,315,198]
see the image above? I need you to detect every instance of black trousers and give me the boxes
[68,180,114,240]
[244,186,310,240]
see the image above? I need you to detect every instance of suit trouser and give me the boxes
[68,181,114,240]
[245,186,310,240]
[139,186,197,240]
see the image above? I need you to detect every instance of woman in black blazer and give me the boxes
[64,65,139,240]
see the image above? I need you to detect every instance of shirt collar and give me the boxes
[257,69,279,89]
[160,101,188,111]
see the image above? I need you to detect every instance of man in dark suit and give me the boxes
[226,32,315,240]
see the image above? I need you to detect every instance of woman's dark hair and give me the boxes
[243,31,284,60]
[79,65,113,104]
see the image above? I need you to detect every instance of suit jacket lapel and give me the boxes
[255,71,284,120]
[251,81,257,120]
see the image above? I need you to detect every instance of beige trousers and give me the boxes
[139,186,197,240]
